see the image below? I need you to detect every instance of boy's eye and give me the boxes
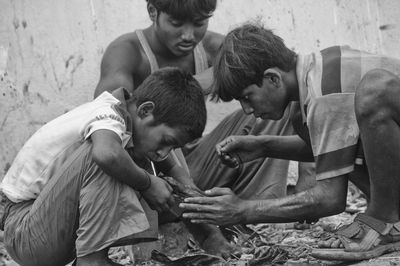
[170,19,183,27]
[194,21,206,27]
[162,138,177,147]
[241,95,249,101]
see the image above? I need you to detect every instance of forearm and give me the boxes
[95,149,151,191]
[169,149,194,186]
[169,164,195,186]
[242,190,323,224]
[159,161,195,187]
[240,177,348,224]
[155,152,195,187]
[258,135,314,162]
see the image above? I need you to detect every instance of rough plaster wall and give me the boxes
[0,0,399,178]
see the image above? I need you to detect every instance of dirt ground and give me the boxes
[104,183,400,266]
[104,184,400,266]
[1,100,400,265]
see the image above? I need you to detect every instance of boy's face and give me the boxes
[133,118,187,162]
[154,11,209,56]
[238,75,289,120]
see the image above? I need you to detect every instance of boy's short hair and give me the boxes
[133,67,207,141]
[146,0,216,21]
[212,23,297,101]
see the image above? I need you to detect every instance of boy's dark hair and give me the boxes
[133,67,207,141]
[146,0,216,21]
[212,23,297,101]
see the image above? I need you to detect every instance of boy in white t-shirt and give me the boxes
[0,67,207,266]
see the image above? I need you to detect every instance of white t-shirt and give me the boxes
[1,91,132,203]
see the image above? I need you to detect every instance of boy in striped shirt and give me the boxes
[180,23,400,261]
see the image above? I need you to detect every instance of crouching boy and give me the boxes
[0,67,206,266]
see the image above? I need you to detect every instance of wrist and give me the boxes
[259,135,272,155]
[138,170,152,192]
[239,199,265,224]
[238,199,251,224]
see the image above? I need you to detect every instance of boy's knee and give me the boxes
[355,69,400,123]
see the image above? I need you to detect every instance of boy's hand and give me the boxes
[141,175,175,213]
[216,135,264,167]
[180,187,247,226]
[162,176,205,198]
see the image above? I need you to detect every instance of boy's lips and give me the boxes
[146,153,167,162]
[254,113,268,119]
[177,42,194,51]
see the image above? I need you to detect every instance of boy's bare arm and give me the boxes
[181,175,348,225]
[240,175,348,224]
[216,134,314,166]
[257,134,314,161]
[154,154,196,187]
[94,37,138,97]
[90,129,174,212]
[91,129,150,189]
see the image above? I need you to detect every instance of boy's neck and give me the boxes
[284,57,300,102]
[127,101,139,121]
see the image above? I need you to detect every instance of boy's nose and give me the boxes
[156,148,171,161]
[181,26,195,41]
[240,101,254,115]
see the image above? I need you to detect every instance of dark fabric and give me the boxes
[0,192,14,231]
[184,104,299,200]
[321,46,342,95]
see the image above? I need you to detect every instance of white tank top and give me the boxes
[136,30,209,74]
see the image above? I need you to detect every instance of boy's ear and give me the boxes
[263,68,282,87]
[147,3,158,22]
[137,101,155,119]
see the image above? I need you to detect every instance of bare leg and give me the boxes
[158,209,239,259]
[314,69,400,256]
[348,164,370,201]
[184,222,239,259]
[355,69,400,223]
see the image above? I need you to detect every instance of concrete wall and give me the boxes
[0,0,399,178]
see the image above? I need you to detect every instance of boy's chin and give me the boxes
[130,151,147,161]
[263,111,285,120]
[147,156,165,162]
[142,153,159,162]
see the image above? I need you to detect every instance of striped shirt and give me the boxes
[297,46,400,180]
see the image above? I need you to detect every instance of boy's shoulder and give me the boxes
[202,30,225,58]
[103,31,146,73]
[110,32,141,50]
